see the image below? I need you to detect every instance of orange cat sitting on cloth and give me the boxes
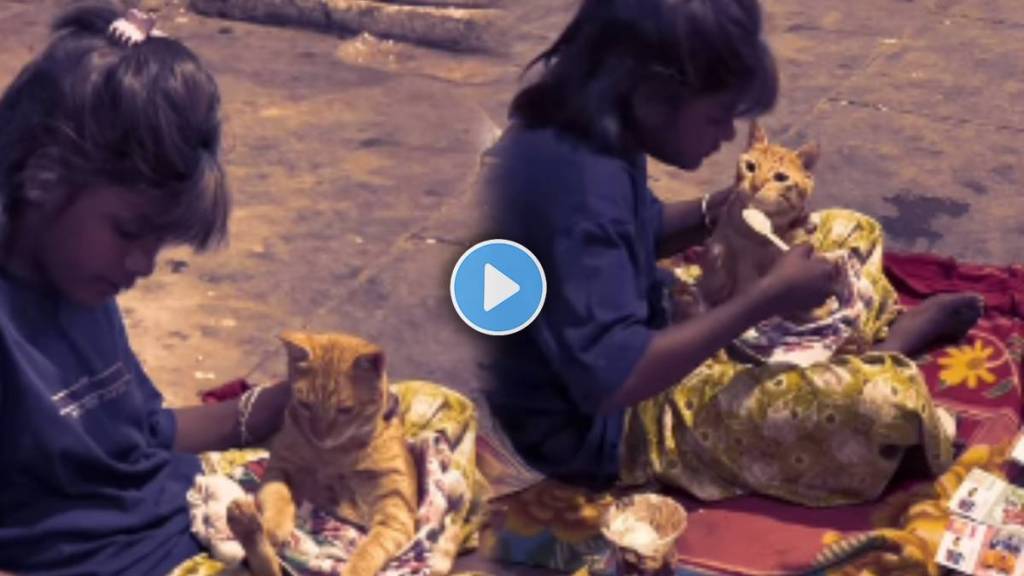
[227,331,418,576]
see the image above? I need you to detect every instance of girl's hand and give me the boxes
[755,243,839,318]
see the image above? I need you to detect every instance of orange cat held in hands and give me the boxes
[697,120,820,308]
[227,331,418,576]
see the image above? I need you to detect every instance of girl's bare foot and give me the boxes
[874,293,984,357]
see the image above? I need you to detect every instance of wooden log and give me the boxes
[188,0,504,52]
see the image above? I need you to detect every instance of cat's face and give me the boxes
[279,331,387,446]
[734,121,819,231]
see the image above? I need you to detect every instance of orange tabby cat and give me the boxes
[227,331,418,576]
[697,120,820,308]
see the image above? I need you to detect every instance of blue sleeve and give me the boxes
[531,219,655,414]
[109,303,178,451]
[127,352,178,451]
[490,128,657,415]
[647,187,665,250]
[0,347,5,422]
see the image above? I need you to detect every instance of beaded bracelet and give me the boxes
[700,193,713,230]
[237,385,266,446]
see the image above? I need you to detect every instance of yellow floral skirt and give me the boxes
[170,380,489,575]
[619,210,955,506]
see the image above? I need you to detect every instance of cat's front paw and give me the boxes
[261,507,295,547]
[226,498,264,546]
[258,481,296,546]
[428,553,456,576]
[228,499,284,576]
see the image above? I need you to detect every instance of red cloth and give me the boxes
[885,252,1024,446]
[884,251,1024,317]
[199,378,252,404]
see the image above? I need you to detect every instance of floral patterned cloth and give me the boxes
[620,209,954,506]
[928,328,1023,445]
[886,251,1024,447]
[730,248,877,367]
[170,381,489,576]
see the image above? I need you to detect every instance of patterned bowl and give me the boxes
[599,493,687,574]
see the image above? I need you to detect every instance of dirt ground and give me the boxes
[1,0,1021,573]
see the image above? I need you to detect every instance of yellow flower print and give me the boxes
[167,553,226,576]
[938,340,997,389]
[199,447,268,475]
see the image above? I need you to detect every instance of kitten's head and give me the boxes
[279,331,389,447]
[734,121,819,231]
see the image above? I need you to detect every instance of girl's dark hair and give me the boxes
[509,0,778,155]
[0,1,228,250]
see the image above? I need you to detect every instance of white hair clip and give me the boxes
[108,9,166,47]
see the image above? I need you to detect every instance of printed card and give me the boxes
[987,486,1024,532]
[950,469,1009,522]
[936,516,989,573]
[976,527,1024,576]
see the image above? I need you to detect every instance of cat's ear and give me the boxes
[279,331,313,364]
[748,120,768,148]
[796,142,820,171]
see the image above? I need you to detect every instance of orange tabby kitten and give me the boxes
[227,331,418,576]
[697,120,820,308]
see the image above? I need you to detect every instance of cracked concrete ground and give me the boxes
[1,0,1021,573]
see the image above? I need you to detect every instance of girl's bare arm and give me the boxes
[172,380,291,453]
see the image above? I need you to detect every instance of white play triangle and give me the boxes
[483,263,520,312]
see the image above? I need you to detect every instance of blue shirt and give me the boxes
[0,270,203,575]
[482,125,668,488]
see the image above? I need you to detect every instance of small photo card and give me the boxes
[950,469,1009,522]
[936,516,989,573]
[987,486,1024,531]
[976,527,1024,576]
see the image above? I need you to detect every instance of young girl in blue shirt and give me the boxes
[0,3,291,573]
[484,0,983,505]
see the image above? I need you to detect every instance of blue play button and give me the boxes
[450,239,546,336]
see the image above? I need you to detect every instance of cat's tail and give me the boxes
[789,531,901,576]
